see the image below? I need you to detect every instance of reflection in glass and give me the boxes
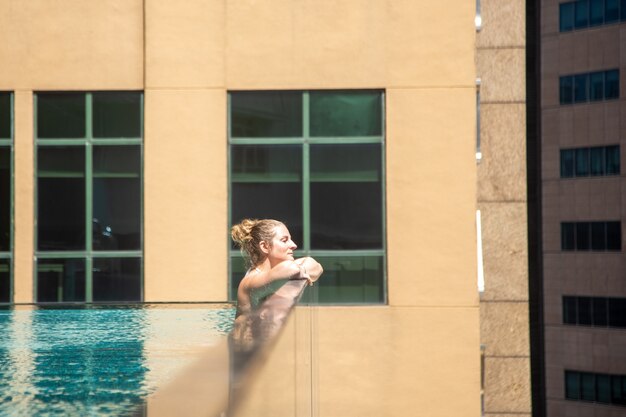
[37,258,85,302]
[93,257,141,302]
[561,222,575,250]
[560,149,574,177]
[93,146,141,250]
[590,72,604,100]
[37,147,85,250]
[93,92,142,138]
[231,145,303,246]
[574,74,588,102]
[605,70,620,99]
[563,296,577,324]
[0,259,9,303]
[566,371,580,399]
[575,148,589,176]
[590,147,604,175]
[575,0,589,28]
[37,93,85,139]
[560,76,573,104]
[231,92,302,138]
[0,93,10,139]
[560,2,575,31]
[606,145,620,174]
[606,0,619,22]
[300,256,384,304]
[310,144,382,249]
[310,91,382,137]
[590,0,604,25]
[0,148,9,251]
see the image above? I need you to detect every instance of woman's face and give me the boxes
[266,224,297,263]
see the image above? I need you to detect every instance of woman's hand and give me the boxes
[295,257,323,285]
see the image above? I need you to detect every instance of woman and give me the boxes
[231,218,323,317]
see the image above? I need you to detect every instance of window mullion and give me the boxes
[302,92,311,255]
[85,93,93,302]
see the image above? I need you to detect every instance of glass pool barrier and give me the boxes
[142,279,313,417]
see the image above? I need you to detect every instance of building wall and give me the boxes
[1,0,480,415]
[476,0,532,415]
[540,0,626,415]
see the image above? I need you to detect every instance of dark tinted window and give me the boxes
[37,147,85,250]
[37,259,85,302]
[590,147,605,175]
[606,70,620,99]
[576,148,590,176]
[593,297,608,326]
[581,372,596,401]
[605,0,619,22]
[93,146,141,251]
[561,2,576,30]
[609,298,626,327]
[231,92,302,138]
[574,74,588,102]
[562,222,576,250]
[590,72,605,100]
[597,374,611,403]
[576,223,590,250]
[578,297,592,325]
[606,221,621,251]
[606,145,620,174]
[0,93,10,139]
[566,371,581,400]
[310,91,382,137]
[37,93,85,139]
[560,76,574,104]
[93,92,141,138]
[310,144,382,249]
[0,259,9,303]
[591,222,606,250]
[561,149,575,177]
[590,0,605,25]
[563,296,578,324]
[576,0,590,27]
[93,257,141,302]
[0,148,9,252]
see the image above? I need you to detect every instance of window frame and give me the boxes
[0,92,13,303]
[227,90,388,305]
[33,92,144,303]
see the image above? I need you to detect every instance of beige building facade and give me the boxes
[0,0,481,415]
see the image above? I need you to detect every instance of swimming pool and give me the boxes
[0,305,235,416]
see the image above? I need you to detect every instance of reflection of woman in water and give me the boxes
[231,218,323,317]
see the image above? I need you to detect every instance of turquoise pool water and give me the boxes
[0,305,235,416]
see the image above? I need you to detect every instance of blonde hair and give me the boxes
[231,218,284,267]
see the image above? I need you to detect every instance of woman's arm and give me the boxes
[295,257,323,282]
[245,260,303,290]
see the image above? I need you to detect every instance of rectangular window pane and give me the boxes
[93,146,141,251]
[606,145,620,174]
[310,144,382,249]
[576,0,590,27]
[0,93,10,139]
[605,70,620,99]
[581,372,596,401]
[563,296,578,324]
[37,259,85,302]
[606,221,621,251]
[93,257,141,302]
[590,147,605,175]
[574,74,589,102]
[590,72,605,100]
[300,256,384,304]
[597,374,611,403]
[37,93,85,139]
[0,259,9,303]
[593,297,608,326]
[231,92,302,138]
[560,76,574,104]
[622,0,626,20]
[310,91,382,137]
[591,221,606,250]
[560,2,576,31]
[0,148,9,251]
[576,148,590,176]
[231,145,303,246]
[606,0,620,22]
[612,376,626,405]
[562,222,576,250]
[93,92,142,138]
[590,0,605,25]
[609,298,626,327]
[37,147,85,250]
[561,149,575,178]
[566,371,581,400]
[578,297,592,325]
[576,222,590,250]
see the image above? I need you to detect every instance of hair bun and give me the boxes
[231,218,258,244]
